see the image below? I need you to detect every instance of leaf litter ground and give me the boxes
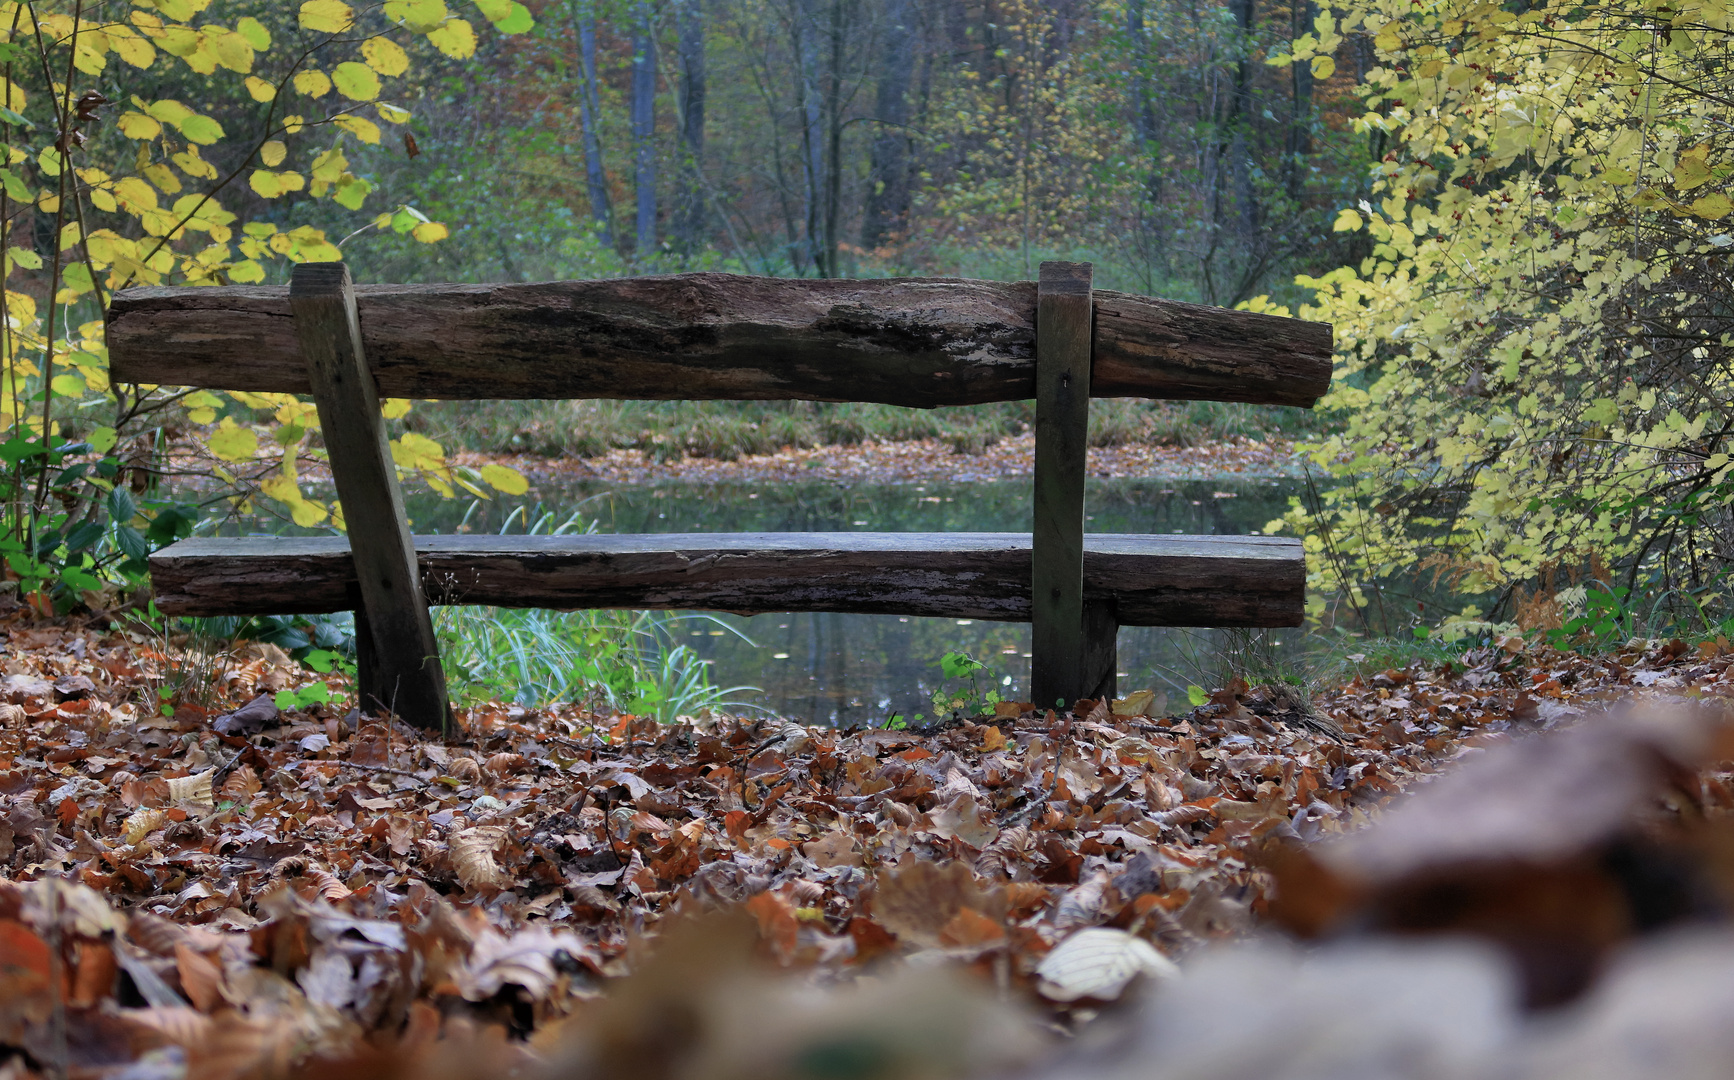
[4,611,1734,1078]
[449,434,1304,486]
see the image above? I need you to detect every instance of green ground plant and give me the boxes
[429,498,752,719]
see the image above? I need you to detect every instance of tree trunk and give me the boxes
[570,0,613,248]
[1230,0,1259,240]
[1126,0,1162,207]
[673,0,707,257]
[1285,0,1315,203]
[631,2,657,259]
[861,0,914,253]
[794,0,827,275]
[822,0,849,278]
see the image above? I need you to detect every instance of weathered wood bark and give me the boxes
[292,264,451,731]
[148,532,1305,626]
[107,274,1332,408]
[1032,261,1093,708]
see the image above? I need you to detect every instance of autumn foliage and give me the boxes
[4,609,1734,1076]
[0,2,530,612]
[1266,0,1734,634]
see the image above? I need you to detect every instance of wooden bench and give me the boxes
[107,262,1331,729]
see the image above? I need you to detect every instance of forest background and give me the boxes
[0,0,1731,664]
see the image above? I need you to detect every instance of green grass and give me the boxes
[164,503,759,720]
[433,604,758,720]
[398,397,1333,463]
[427,499,758,718]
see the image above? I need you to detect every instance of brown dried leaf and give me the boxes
[220,766,261,802]
[872,858,1005,948]
[119,1005,215,1050]
[457,925,597,1000]
[166,769,214,810]
[804,828,859,869]
[929,793,1000,850]
[175,943,225,1014]
[123,806,166,844]
[449,825,509,891]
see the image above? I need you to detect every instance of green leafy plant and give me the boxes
[0,2,539,618]
[0,430,200,610]
[928,650,1005,720]
[1267,0,1734,633]
[275,680,334,712]
[275,646,358,712]
[190,613,354,661]
[1545,586,1638,653]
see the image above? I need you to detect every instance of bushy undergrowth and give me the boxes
[1267,0,1734,637]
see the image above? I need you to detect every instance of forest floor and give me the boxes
[3,607,1734,1078]
[446,433,1304,487]
[169,433,1304,497]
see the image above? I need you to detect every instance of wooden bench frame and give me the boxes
[108,262,1331,729]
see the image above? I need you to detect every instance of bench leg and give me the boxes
[1031,260,1094,709]
[294,263,451,731]
[1082,600,1117,703]
[352,607,381,716]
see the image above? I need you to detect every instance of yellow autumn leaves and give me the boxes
[1669,146,1732,219]
[246,0,539,210]
[1263,0,1734,626]
[300,0,533,59]
[0,0,537,532]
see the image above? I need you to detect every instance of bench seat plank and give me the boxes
[148,532,1303,627]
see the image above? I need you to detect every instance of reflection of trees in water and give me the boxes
[401,477,1299,538]
[387,477,1311,724]
[697,613,1306,727]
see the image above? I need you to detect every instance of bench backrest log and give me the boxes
[107,263,1332,729]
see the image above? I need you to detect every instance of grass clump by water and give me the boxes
[433,605,757,721]
[428,500,758,719]
[396,397,1332,463]
[166,502,759,722]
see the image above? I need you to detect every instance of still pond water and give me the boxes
[386,474,1306,726]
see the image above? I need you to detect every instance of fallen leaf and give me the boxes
[1035,927,1179,1001]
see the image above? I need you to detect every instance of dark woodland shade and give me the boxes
[106,273,1332,409]
[148,532,1306,628]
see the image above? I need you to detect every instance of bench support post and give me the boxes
[292,263,451,731]
[1082,600,1117,702]
[1031,261,1094,708]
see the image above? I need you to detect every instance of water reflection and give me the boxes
[398,476,1304,726]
